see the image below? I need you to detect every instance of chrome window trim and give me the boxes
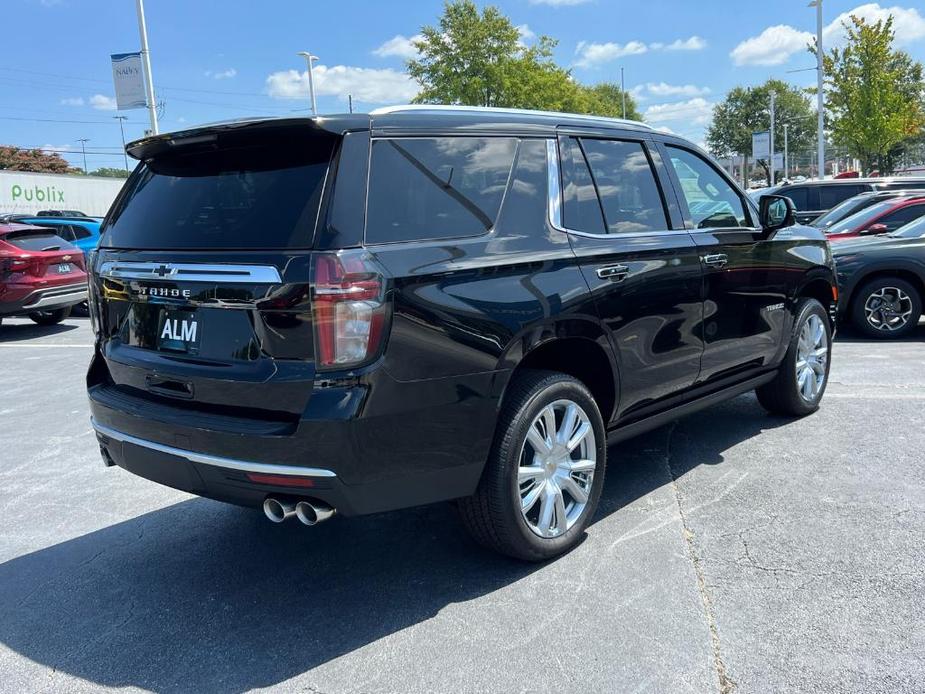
[91,419,337,478]
[544,137,691,240]
[98,261,282,284]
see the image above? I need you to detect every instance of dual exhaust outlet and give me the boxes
[263,497,335,526]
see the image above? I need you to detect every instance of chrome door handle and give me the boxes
[597,264,629,281]
[701,253,728,268]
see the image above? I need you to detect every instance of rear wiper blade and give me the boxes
[41,245,61,251]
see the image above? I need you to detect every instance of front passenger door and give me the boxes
[661,144,790,385]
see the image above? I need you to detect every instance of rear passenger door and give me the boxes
[660,143,789,384]
[558,133,704,419]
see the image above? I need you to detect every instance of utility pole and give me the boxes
[77,138,90,173]
[811,0,825,179]
[620,67,626,119]
[297,52,319,115]
[348,94,353,114]
[769,91,776,185]
[135,0,159,134]
[783,123,789,181]
[113,116,129,171]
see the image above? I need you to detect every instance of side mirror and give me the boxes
[861,223,888,235]
[759,194,795,231]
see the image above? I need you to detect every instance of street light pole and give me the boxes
[811,0,825,178]
[620,67,626,119]
[77,138,90,173]
[783,124,789,180]
[769,91,776,185]
[113,116,129,171]
[135,0,159,135]
[297,51,319,116]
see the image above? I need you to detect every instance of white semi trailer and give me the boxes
[0,170,127,217]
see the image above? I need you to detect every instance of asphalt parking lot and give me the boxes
[0,316,923,693]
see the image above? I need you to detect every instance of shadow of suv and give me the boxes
[87,106,837,560]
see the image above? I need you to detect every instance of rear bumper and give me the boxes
[88,362,505,516]
[0,282,87,315]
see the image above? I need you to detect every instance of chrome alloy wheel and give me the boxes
[795,314,828,402]
[864,286,914,332]
[517,399,597,539]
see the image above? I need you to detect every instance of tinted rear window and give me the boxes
[365,137,517,244]
[819,184,866,208]
[102,130,335,249]
[3,231,72,251]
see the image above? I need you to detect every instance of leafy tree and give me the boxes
[706,79,815,185]
[815,15,925,175]
[580,82,642,121]
[89,167,131,178]
[407,1,641,120]
[0,146,77,174]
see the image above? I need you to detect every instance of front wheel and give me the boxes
[459,370,606,561]
[851,277,921,339]
[756,298,831,416]
[28,307,71,326]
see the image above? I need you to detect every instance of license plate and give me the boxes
[56,263,71,274]
[157,310,200,354]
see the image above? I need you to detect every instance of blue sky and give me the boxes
[3,0,924,170]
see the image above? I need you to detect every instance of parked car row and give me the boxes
[759,177,925,224]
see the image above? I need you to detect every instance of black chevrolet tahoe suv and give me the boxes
[87,106,836,560]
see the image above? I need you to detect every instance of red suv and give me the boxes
[0,223,87,326]
[825,196,925,241]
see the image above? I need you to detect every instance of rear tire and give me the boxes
[756,298,831,417]
[459,370,606,561]
[850,277,921,339]
[28,307,71,326]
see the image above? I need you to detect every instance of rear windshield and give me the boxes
[101,129,336,249]
[2,231,72,251]
[827,201,895,235]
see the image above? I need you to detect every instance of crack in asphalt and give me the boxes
[663,422,736,694]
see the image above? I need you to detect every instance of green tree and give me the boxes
[0,146,77,174]
[407,1,640,120]
[89,167,131,178]
[580,82,642,121]
[706,79,815,185]
[815,15,925,175]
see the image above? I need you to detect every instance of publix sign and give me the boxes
[1,170,125,216]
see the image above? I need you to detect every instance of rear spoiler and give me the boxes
[126,114,370,161]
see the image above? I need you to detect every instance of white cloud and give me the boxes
[529,0,592,5]
[644,97,713,125]
[575,40,648,67]
[654,125,677,135]
[516,24,536,44]
[666,35,707,51]
[205,68,237,80]
[641,82,711,98]
[60,97,84,106]
[266,65,418,104]
[574,34,706,67]
[373,34,423,59]
[40,143,70,153]
[731,4,925,67]
[89,94,117,111]
[824,3,925,44]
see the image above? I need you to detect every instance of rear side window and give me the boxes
[366,137,517,244]
[819,185,864,208]
[881,203,925,231]
[780,187,810,209]
[580,138,668,233]
[561,137,606,234]
[102,130,335,249]
[72,226,94,240]
[2,231,72,251]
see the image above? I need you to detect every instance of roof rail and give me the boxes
[369,104,652,129]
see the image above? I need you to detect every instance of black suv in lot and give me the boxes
[87,106,836,560]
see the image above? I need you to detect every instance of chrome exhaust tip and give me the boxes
[263,497,297,523]
[295,500,335,526]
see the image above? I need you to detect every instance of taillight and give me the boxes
[0,254,30,275]
[311,250,389,369]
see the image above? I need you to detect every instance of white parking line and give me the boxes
[0,343,91,348]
